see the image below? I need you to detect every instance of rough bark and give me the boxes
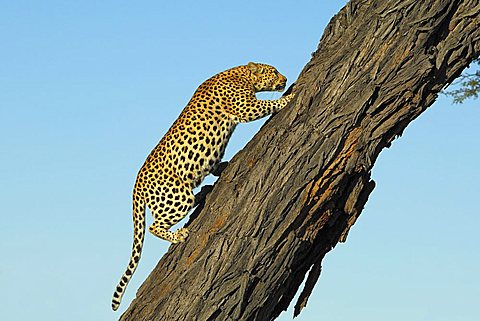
[119,0,480,320]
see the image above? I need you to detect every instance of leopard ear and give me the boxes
[247,62,258,73]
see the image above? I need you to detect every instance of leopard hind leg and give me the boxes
[147,179,194,243]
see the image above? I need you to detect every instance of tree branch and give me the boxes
[119,0,480,320]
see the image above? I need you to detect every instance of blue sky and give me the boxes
[1,1,479,320]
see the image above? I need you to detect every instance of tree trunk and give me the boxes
[119,0,480,320]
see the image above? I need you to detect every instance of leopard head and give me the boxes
[247,62,287,93]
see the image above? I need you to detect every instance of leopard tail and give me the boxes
[111,186,146,311]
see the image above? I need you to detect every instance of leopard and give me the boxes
[112,62,294,311]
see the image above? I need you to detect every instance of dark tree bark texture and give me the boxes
[120,1,480,320]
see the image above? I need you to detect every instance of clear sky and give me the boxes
[1,1,479,320]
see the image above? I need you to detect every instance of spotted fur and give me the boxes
[112,62,294,310]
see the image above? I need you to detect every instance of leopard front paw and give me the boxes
[284,93,294,102]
